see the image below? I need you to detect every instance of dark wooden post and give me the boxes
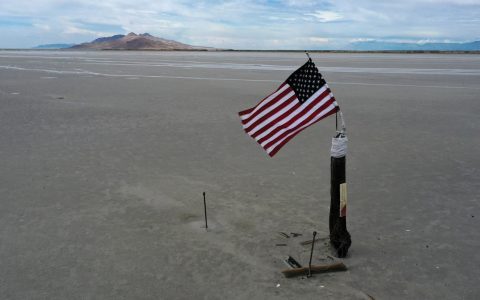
[329,132,351,258]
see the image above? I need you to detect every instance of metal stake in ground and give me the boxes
[307,231,317,278]
[203,192,208,229]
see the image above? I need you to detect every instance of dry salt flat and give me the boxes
[0,50,479,299]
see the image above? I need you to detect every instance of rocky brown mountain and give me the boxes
[71,32,211,50]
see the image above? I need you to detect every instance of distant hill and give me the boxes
[70,32,212,50]
[348,40,480,51]
[33,43,75,49]
[90,34,126,44]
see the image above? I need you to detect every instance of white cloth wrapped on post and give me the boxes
[331,136,348,158]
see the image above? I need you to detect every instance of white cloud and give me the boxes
[33,23,51,31]
[309,37,329,43]
[349,38,375,43]
[421,0,480,4]
[305,10,344,22]
[0,0,479,48]
[282,0,324,6]
[63,27,104,36]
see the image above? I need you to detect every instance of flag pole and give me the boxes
[329,110,351,258]
[305,50,311,60]
[335,111,338,131]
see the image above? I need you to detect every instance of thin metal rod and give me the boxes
[336,111,338,131]
[307,231,317,277]
[305,50,311,60]
[203,192,208,229]
[339,111,346,133]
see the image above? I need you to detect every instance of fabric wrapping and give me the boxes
[331,136,348,158]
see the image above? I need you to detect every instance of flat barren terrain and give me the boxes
[1,50,479,299]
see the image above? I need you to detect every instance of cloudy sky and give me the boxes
[0,0,479,49]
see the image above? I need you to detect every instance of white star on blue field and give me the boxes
[0,0,479,49]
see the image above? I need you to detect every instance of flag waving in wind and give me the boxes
[239,58,339,157]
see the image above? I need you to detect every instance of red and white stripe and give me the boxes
[239,83,338,156]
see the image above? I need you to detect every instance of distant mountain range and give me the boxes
[33,43,75,49]
[32,34,480,51]
[69,32,211,50]
[348,40,480,51]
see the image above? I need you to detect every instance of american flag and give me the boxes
[239,58,339,157]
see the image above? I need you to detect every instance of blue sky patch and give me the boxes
[0,0,479,49]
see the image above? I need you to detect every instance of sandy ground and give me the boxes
[0,51,479,299]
